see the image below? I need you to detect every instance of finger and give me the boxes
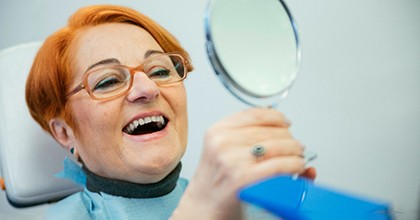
[240,156,305,185]
[216,140,304,169]
[214,108,291,129]
[258,139,305,159]
[221,126,294,147]
[204,126,294,154]
[238,126,293,139]
[300,167,317,181]
[205,137,303,167]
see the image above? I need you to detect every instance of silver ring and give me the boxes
[251,145,266,159]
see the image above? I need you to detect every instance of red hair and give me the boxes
[26,5,193,135]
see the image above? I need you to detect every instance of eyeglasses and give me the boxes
[66,53,188,101]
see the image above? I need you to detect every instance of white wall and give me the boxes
[0,0,419,219]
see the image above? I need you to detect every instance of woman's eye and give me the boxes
[149,68,171,79]
[94,76,124,91]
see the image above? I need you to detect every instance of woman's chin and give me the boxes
[123,154,180,180]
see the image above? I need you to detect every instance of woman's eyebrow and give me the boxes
[85,50,163,73]
[85,58,121,73]
[144,50,164,58]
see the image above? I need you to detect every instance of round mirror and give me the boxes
[205,0,300,107]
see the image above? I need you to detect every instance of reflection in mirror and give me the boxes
[205,0,300,107]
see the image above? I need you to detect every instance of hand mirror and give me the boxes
[205,0,300,107]
[205,0,317,168]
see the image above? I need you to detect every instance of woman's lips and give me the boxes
[123,115,167,134]
[123,121,170,142]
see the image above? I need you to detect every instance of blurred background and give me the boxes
[0,0,419,219]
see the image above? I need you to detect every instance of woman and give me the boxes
[26,4,315,219]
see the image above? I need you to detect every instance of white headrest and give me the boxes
[0,42,82,207]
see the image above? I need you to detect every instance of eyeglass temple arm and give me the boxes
[65,84,85,99]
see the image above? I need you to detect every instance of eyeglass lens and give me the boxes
[86,54,185,99]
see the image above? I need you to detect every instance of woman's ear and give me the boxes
[49,118,76,153]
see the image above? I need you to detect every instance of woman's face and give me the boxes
[66,23,188,183]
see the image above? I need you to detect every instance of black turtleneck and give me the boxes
[82,162,182,198]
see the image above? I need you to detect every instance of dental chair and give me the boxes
[0,42,82,208]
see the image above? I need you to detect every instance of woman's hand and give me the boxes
[171,108,316,220]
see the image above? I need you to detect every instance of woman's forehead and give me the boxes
[70,23,164,76]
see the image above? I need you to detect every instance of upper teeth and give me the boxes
[124,115,165,134]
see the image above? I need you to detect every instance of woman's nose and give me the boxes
[126,72,159,103]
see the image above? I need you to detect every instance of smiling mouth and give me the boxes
[123,115,168,135]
